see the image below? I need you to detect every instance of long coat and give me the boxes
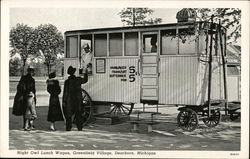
[46,79,64,122]
[62,74,88,118]
[12,74,36,116]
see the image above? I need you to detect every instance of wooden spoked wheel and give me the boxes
[109,103,134,116]
[202,109,221,127]
[177,108,199,131]
[81,89,93,126]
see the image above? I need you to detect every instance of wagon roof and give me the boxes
[64,22,197,34]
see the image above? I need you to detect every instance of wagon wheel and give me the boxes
[202,109,221,127]
[177,108,199,132]
[109,103,134,116]
[80,89,93,126]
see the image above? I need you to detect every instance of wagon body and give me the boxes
[64,22,227,106]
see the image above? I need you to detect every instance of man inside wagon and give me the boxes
[150,36,157,52]
[80,43,93,75]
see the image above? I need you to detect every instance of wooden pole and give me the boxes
[207,15,214,117]
[218,20,228,115]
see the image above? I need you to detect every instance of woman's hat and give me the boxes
[67,66,76,75]
[49,72,56,79]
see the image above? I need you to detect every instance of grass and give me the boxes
[9,76,65,94]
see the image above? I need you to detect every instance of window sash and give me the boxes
[66,36,78,58]
[94,34,107,57]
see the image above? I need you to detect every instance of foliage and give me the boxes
[9,23,64,76]
[119,8,162,26]
[34,24,64,75]
[9,57,22,76]
[9,23,37,74]
[195,8,241,44]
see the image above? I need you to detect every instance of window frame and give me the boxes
[160,29,178,55]
[178,27,197,55]
[109,32,123,57]
[142,33,158,53]
[94,33,108,57]
[160,26,198,56]
[66,35,78,58]
[124,31,139,57]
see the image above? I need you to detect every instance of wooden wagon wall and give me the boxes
[83,57,140,103]
[159,56,224,106]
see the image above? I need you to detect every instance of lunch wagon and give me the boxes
[64,9,232,131]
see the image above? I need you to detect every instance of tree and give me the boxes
[195,8,241,44]
[9,23,37,74]
[34,24,64,76]
[119,8,162,26]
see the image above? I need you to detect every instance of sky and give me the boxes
[10,8,180,34]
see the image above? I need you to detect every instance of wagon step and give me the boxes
[94,114,130,125]
[127,120,160,133]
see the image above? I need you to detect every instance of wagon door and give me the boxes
[141,33,159,102]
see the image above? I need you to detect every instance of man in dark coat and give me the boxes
[12,66,37,131]
[62,66,88,131]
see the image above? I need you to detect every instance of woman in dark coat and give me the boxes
[46,72,64,131]
[62,66,88,131]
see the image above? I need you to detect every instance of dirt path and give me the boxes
[9,107,240,150]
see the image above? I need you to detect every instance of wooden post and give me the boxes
[148,125,153,133]
[218,20,228,115]
[132,123,138,132]
[207,15,214,117]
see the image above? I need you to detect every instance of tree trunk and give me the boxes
[132,8,135,27]
[22,58,26,75]
[47,63,50,77]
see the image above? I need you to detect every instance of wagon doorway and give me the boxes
[141,33,159,102]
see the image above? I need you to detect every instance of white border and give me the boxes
[1,0,249,158]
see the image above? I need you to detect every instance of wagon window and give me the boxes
[109,33,122,56]
[178,28,196,54]
[125,32,138,56]
[80,34,93,75]
[161,29,178,55]
[143,34,157,53]
[66,36,78,58]
[94,34,107,57]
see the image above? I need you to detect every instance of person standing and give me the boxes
[62,66,88,131]
[46,72,64,131]
[12,66,37,131]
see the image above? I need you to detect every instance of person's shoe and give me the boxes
[30,125,36,130]
[49,127,56,131]
[24,128,31,131]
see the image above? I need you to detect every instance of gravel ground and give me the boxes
[8,78,241,151]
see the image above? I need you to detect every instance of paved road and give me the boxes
[9,107,240,150]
